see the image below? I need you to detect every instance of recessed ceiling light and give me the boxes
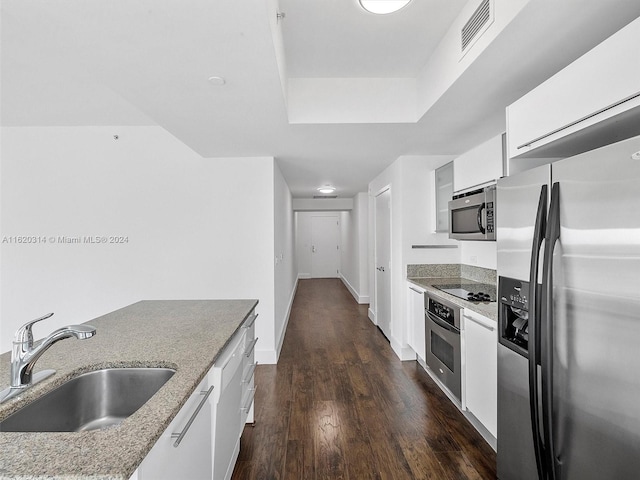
[359,0,412,15]
[208,76,226,86]
[317,186,336,194]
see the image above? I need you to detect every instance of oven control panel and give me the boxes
[429,300,453,321]
[425,293,461,330]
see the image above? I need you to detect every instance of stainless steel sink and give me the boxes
[0,367,175,432]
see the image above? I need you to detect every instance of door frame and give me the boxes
[373,186,392,337]
[310,213,340,278]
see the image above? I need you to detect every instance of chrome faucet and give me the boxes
[0,313,96,403]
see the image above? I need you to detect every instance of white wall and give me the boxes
[273,162,296,360]
[294,211,339,279]
[0,126,286,363]
[292,198,353,211]
[288,78,417,124]
[401,156,459,266]
[339,192,369,304]
[417,0,530,115]
[368,155,456,360]
[460,242,497,270]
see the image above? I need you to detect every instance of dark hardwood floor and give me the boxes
[232,278,497,480]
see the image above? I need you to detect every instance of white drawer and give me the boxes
[211,328,245,400]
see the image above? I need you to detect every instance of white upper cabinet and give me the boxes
[506,16,640,160]
[453,134,504,192]
[435,162,453,232]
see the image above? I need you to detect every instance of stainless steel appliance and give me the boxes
[496,134,640,480]
[448,184,496,241]
[433,282,496,302]
[425,292,462,401]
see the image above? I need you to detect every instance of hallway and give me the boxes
[232,279,496,479]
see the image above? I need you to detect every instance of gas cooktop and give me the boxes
[434,282,497,303]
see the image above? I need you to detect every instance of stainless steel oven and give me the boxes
[425,292,462,401]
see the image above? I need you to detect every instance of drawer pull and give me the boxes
[243,362,258,384]
[243,314,258,329]
[241,387,256,412]
[409,286,424,294]
[244,337,259,357]
[171,385,214,447]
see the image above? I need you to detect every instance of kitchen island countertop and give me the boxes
[0,299,258,480]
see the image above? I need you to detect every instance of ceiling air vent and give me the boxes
[461,0,493,53]
[313,195,338,199]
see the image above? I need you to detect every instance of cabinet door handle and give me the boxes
[243,362,258,384]
[516,91,640,150]
[171,385,214,447]
[245,337,259,357]
[465,314,495,331]
[243,313,258,329]
[241,387,257,412]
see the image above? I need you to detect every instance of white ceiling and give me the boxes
[2,0,640,198]
[279,0,467,78]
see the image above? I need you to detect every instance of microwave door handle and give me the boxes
[477,203,486,234]
[528,184,548,480]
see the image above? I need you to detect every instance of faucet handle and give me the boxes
[14,312,55,346]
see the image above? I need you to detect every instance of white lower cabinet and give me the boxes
[463,309,497,438]
[406,283,426,361]
[131,310,258,480]
[134,374,213,480]
[211,320,247,480]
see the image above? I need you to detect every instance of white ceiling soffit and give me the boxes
[279,0,467,78]
[277,0,468,124]
[3,0,640,199]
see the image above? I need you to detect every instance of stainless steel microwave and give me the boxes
[448,185,496,241]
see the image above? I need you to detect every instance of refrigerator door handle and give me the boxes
[528,184,548,480]
[541,182,561,480]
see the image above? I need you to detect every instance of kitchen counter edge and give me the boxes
[0,299,259,480]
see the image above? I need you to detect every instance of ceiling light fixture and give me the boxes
[317,186,336,194]
[208,76,226,86]
[359,0,412,15]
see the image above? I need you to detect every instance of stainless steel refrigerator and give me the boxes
[496,134,640,480]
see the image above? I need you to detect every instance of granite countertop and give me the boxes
[407,277,498,322]
[0,299,258,480]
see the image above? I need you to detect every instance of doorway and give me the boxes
[375,188,391,340]
[310,215,339,278]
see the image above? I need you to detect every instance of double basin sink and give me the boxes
[0,367,175,432]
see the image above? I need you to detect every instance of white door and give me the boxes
[311,215,339,278]
[375,189,391,339]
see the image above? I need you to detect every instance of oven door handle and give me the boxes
[426,311,460,334]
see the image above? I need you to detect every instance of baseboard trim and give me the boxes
[339,274,369,304]
[273,276,299,362]
[390,337,417,361]
[368,307,376,325]
[255,349,277,365]
[298,273,311,279]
